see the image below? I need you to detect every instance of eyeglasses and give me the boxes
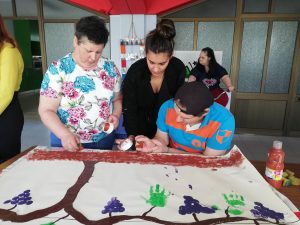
[174,101,204,117]
[174,102,189,115]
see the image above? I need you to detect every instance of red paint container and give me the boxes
[265,141,285,189]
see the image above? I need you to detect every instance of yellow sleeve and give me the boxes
[0,46,23,115]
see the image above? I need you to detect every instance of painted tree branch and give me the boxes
[142,206,155,217]
[192,213,199,222]
[0,161,95,222]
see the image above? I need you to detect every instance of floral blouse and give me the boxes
[40,53,121,143]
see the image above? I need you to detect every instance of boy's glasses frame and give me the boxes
[174,101,204,117]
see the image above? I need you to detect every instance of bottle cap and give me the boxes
[273,140,282,149]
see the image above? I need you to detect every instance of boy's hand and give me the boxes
[135,135,156,153]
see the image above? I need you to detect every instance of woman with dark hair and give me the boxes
[121,19,185,143]
[0,15,24,162]
[188,47,234,106]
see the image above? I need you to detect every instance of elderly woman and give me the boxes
[39,16,122,151]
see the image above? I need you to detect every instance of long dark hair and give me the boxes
[0,15,17,50]
[199,47,219,78]
[145,19,176,57]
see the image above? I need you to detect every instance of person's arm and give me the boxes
[204,113,235,156]
[136,130,191,154]
[217,65,234,92]
[221,75,234,92]
[175,60,186,87]
[38,95,80,151]
[203,147,227,156]
[136,100,183,154]
[187,66,199,82]
[122,65,139,139]
[135,129,168,153]
[152,129,169,146]
[188,75,196,82]
[0,47,23,115]
[107,91,122,129]
[106,61,122,130]
[112,91,122,118]
[135,99,170,153]
[152,130,186,154]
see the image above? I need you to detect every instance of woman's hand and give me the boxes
[188,75,196,82]
[60,132,81,151]
[115,139,125,150]
[107,114,119,130]
[221,75,234,92]
[228,85,235,92]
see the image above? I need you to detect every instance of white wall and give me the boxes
[110,15,157,72]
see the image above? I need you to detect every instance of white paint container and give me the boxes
[119,138,133,151]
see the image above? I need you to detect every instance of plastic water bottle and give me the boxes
[265,141,285,189]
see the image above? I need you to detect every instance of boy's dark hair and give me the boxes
[145,19,176,57]
[174,82,214,116]
[75,16,109,45]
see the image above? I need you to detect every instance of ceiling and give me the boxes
[65,0,201,15]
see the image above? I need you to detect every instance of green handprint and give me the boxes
[146,184,170,207]
[223,193,245,215]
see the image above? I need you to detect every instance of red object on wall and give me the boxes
[65,0,201,15]
[120,44,126,54]
[121,59,126,68]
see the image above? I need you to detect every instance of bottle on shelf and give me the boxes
[265,140,285,189]
[185,65,190,82]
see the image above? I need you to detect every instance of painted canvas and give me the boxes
[0,146,299,225]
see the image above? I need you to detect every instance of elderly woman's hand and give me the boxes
[61,132,81,151]
[107,114,119,131]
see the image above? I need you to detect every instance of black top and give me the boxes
[190,63,228,90]
[122,56,185,138]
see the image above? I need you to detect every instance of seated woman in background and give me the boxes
[188,47,234,107]
[121,19,185,143]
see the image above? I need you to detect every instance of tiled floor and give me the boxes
[232,133,300,164]
[20,92,300,164]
